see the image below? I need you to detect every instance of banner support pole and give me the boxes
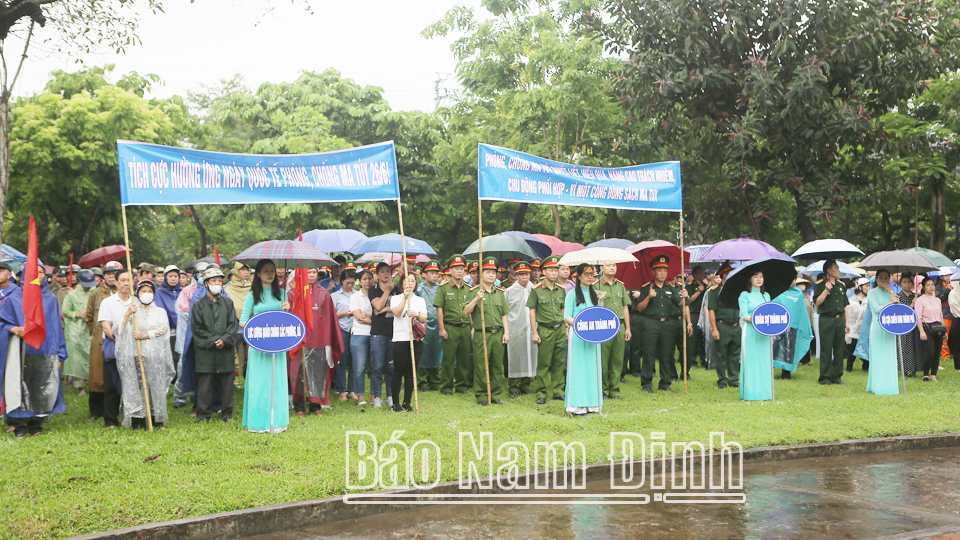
[679,212,688,395]
[121,205,153,432]
[397,199,419,413]
[478,199,492,405]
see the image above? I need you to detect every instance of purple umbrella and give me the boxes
[233,240,335,269]
[500,231,553,259]
[300,229,368,254]
[701,238,795,263]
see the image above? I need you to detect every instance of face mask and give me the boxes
[138,293,154,305]
[208,284,223,296]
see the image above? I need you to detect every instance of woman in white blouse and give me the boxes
[349,270,374,404]
[389,275,427,412]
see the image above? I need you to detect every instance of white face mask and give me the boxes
[208,284,223,296]
[138,293,154,305]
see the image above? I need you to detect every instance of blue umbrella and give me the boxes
[686,244,714,264]
[585,238,635,250]
[2,244,26,264]
[500,231,552,259]
[347,233,437,256]
[803,260,863,280]
[300,229,368,254]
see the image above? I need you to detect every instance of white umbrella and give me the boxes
[558,247,638,266]
[792,239,864,260]
[802,260,864,280]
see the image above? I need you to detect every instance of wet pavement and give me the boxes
[248,448,960,540]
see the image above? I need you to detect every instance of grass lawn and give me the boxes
[3,360,960,539]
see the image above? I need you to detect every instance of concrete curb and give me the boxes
[66,433,960,540]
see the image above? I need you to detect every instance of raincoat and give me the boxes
[114,301,176,427]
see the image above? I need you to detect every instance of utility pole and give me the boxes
[433,73,450,111]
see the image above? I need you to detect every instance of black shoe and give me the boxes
[660,387,677,393]
[642,387,653,393]
[684,374,694,381]
[835,381,847,386]
[536,398,546,405]
[553,395,565,401]
[172,402,187,409]
[620,377,627,384]
[509,392,518,398]
[457,389,468,394]
[717,382,728,389]
[392,406,405,412]
[478,400,488,406]
[521,390,534,395]
[492,399,503,405]
[609,395,623,400]
[442,392,452,396]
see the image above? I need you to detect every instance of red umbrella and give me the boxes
[549,241,585,256]
[78,245,131,268]
[615,240,691,289]
[533,234,562,243]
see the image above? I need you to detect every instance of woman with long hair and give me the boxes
[845,278,870,372]
[349,270,374,404]
[897,274,923,377]
[916,276,945,382]
[389,274,427,412]
[866,269,900,394]
[738,270,773,401]
[562,263,602,415]
[240,259,291,433]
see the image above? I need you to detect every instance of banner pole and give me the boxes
[679,212,688,395]
[397,200,419,413]
[478,199,491,405]
[121,205,153,432]
[68,253,74,290]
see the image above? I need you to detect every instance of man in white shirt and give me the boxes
[96,271,133,428]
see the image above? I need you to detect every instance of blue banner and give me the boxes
[572,306,621,344]
[118,140,400,206]
[751,302,791,337]
[477,144,682,212]
[243,310,306,354]
[878,303,918,336]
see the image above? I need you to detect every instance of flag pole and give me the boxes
[120,205,153,432]
[397,200,419,412]
[679,212,688,395]
[478,199,491,405]
[68,253,74,290]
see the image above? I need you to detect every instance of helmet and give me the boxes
[104,261,124,273]
[202,267,225,281]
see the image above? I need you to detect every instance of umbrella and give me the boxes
[685,244,714,264]
[615,240,691,289]
[233,240,335,269]
[791,239,864,260]
[186,255,230,272]
[903,247,956,268]
[857,251,938,274]
[719,257,799,306]
[464,235,537,261]
[1,244,26,264]
[300,229,368,254]
[78,245,131,268]
[533,234,562,243]
[585,238,635,250]
[347,233,437,256]
[557,247,638,266]
[500,231,553,259]
[927,266,960,278]
[802,260,863,280]
[701,238,794,262]
[355,252,433,265]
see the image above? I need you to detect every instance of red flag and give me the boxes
[288,231,314,358]
[23,216,46,349]
[213,243,220,268]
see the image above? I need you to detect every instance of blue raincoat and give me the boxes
[772,286,813,371]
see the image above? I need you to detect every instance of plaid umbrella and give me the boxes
[233,240,335,269]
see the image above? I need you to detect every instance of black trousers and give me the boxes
[196,371,234,421]
[8,416,43,436]
[102,358,122,427]
[392,340,421,408]
[88,391,104,419]
[923,327,944,376]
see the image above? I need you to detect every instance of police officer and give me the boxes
[814,259,849,385]
[636,255,690,393]
[622,286,645,381]
[597,262,631,399]
[527,255,568,404]
[434,255,473,395]
[464,257,510,406]
[708,263,740,388]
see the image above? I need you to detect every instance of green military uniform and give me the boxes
[622,288,644,379]
[526,256,568,401]
[685,279,708,368]
[597,276,629,398]
[637,255,684,391]
[467,259,510,404]
[434,255,473,394]
[707,276,741,387]
[814,275,849,385]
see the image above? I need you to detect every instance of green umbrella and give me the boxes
[463,235,537,261]
[903,247,956,268]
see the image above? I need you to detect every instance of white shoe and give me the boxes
[373,397,382,409]
[386,396,394,408]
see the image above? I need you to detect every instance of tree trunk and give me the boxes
[73,198,102,255]
[930,174,946,252]
[188,205,208,257]
[512,203,529,231]
[790,189,819,243]
[552,205,562,238]
[0,98,8,248]
[604,208,627,239]
[900,212,911,250]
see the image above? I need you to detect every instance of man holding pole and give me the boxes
[527,255,567,405]
[464,257,510,406]
[597,263,631,399]
[98,271,134,428]
[635,255,690,393]
[708,263,740,389]
[434,255,472,395]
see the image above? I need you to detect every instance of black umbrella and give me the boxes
[719,257,799,306]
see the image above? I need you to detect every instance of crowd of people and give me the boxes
[2,247,957,437]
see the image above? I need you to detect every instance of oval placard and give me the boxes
[572,306,621,344]
[751,302,791,337]
[878,303,918,336]
[242,310,306,353]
